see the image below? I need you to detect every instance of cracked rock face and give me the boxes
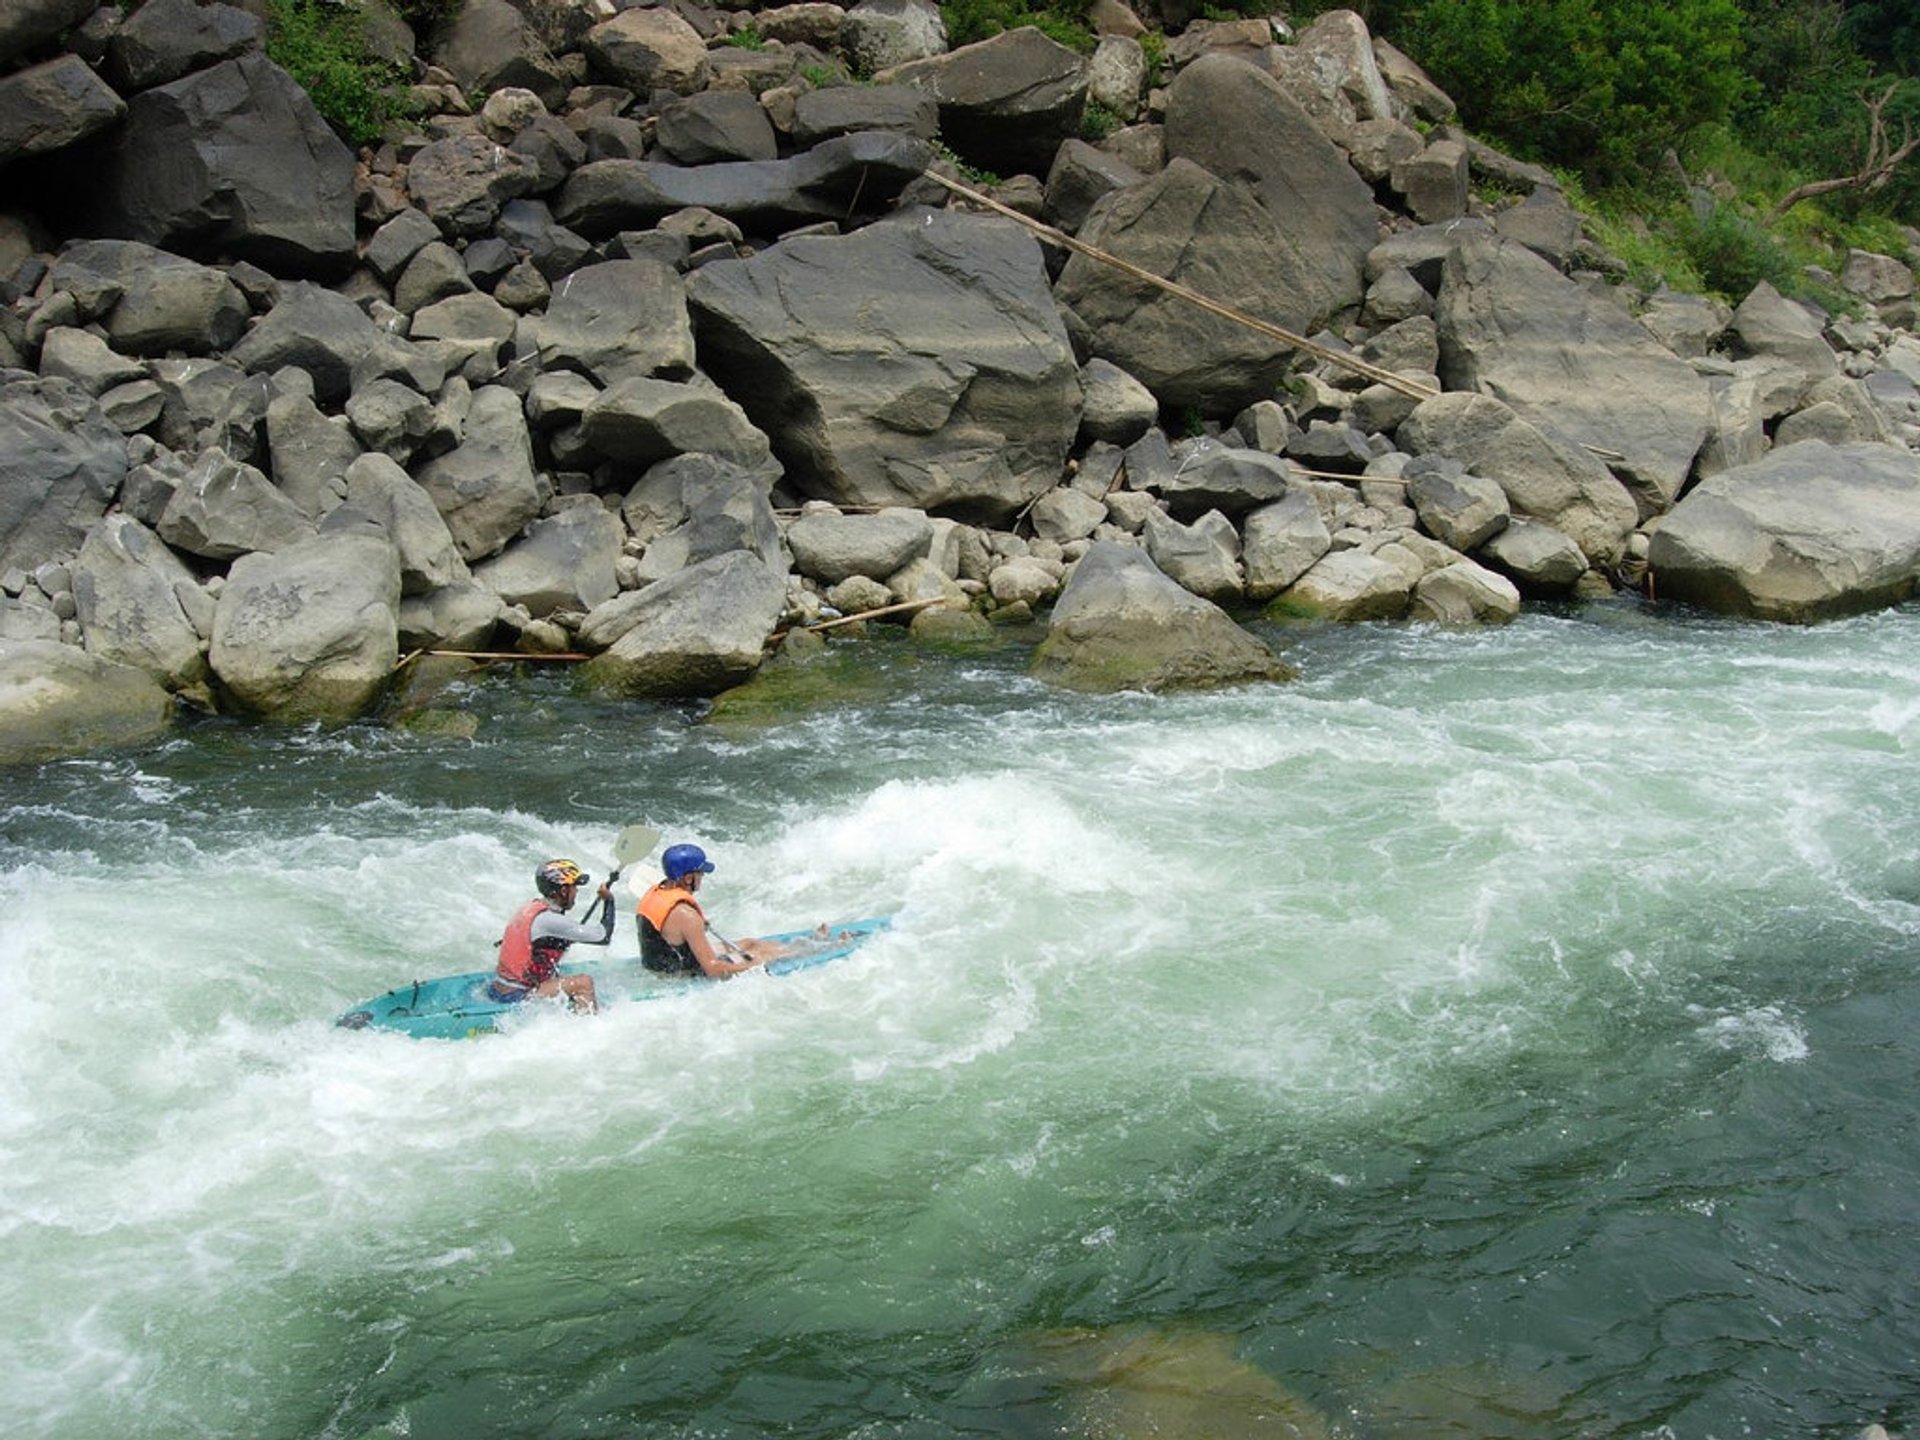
[688,210,1082,523]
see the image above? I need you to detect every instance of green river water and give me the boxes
[3,603,1917,1439]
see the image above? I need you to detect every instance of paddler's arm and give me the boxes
[666,905,765,978]
[534,885,617,947]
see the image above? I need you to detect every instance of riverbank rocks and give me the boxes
[1397,392,1636,567]
[0,376,127,572]
[580,550,787,698]
[5,0,1920,762]
[1648,440,1920,621]
[81,53,358,275]
[0,638,173,765]
[1057,159,1315,415]
[1031,542,1293,693]
[209,523,402,721]
[71,513,210,691]
[1436,233,1712,514]
[688,210,1081,520]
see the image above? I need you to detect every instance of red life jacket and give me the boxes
[496,898,558,990]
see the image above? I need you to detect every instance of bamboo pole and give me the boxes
[918,168,1441,403]
[801,595,951,633]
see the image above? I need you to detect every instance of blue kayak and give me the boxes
[335,916,892,1040]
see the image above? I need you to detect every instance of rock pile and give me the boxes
[2,0,1919,758]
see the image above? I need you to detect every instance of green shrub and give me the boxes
[723,25,766,50]
[1080,100,1122,142]
[1678,202,1796,301]
[265,0,408,145]
[1371,0,1747,184]
[941,0,1095,54]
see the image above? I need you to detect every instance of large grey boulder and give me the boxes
[0,55,127,163]
[209,521,402,721]
[1477,516,1588,594]
[1242,492,1331,599]
[880,27,1089,176]
[525,259,694,386]
[1840,249,1915,306]
[1648,440,1920,621]
[1397,391,1637,566]
[656,89,779,164]
[1410,558,1521,625]
[413,386,544,562]
[0,377,128,573]
[1163,55,1375,328]
[1142,506,1241,604]
[627,465,784,585]
[785,507,934,584]
[341,453,469,595]
[581,7,711,95]
[1151,442,1294,519]
[38,328,148,396]
[228,283,383,403]
[472,501,624,615]
[83,53,357,275]
[1266,7,1397,140]
[843,0,947,74]
[791,84,939,147]
[47,239,249,357]
[266,390,360,519]
[1270,546,1415,621]
[105,0,262,91]
[430,0,570,108]
[554,131,932,237]
[398,579,502,653]
[405,133,542,239]
[1030,541,1292,693]
[71,514,208,690]
[0,0,97,69]
[156,448,312,560]
[688,210,1081,521]
[578,376,775,471]
[579,550,787,697]
[1436,234,1712,513]
[1055,159,1315,415]
[1729,281,1840,382]
[1404,456,1509,551]
[0,639,172,766]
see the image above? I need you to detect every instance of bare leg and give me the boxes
[535,974,599,1014]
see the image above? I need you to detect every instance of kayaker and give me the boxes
[637,843,792,977]
[489,858,614,1011]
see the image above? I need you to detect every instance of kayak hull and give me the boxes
[335,915,891,1040]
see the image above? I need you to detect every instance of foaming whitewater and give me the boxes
[5,605,1920,1439]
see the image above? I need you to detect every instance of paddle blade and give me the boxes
[612,824,661,871]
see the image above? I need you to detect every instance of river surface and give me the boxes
[4,603,1918,1439]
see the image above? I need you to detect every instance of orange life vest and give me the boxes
[496,898,557,990]
[637,883,705,972]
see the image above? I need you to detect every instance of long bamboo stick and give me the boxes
[918,168,1441,402]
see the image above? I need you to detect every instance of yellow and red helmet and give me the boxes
[535,858,588,899]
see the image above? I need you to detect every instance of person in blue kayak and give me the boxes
[637,843,793,977]
[489,858,615,1011]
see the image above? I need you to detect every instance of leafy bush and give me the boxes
[941,0,1095,54]
[1678,202,1796,300]
[1366,0,1747,183]
[1080,100,1122,141]
[265,0,408,145]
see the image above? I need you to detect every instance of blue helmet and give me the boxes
[662,843,715,880]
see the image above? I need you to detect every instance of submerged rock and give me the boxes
[1031,541,1292,693]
